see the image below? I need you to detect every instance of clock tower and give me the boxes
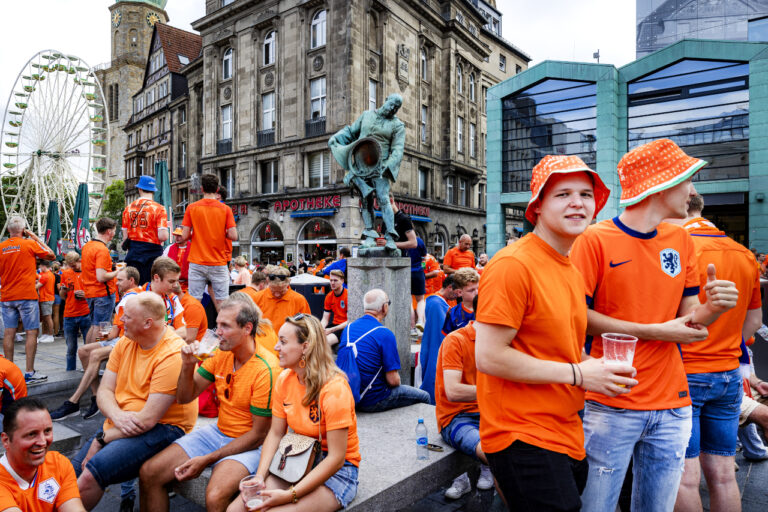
[96,1,169,189]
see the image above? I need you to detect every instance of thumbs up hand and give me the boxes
[703,264,738,313]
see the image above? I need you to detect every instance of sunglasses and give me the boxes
[268,274,288,281]
[225,373,235,400]
[290,313,307,322]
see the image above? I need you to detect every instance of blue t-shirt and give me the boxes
[441,304,475,336]
[407,238,427,271]
[419,294,450,404]
[322,258,347,276]
[338,314,401,408]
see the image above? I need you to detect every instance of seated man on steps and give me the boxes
[339,289,429,412]
[139,296,279,512]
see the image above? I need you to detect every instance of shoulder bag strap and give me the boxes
[347,325,385,398]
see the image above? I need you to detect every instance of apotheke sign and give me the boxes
[274,194,341,212]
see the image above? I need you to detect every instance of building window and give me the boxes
[469,73,475,101]
[159,117,166,135]
[261,160,278,194]
[310,77,326,119]
[309,151,331,188]
[434,232,445,258]
[264,31,276,66]
[499,54,506,72]
[262,92,275,129]
[515,64,522,74]
[459,178,468,206]
[421,105,428,142]
[221,168,234,198]
[222,0,234,6]
[180,106,186,124]
[222,48,233,80]
[418,168,428,199]
[180,142,187,168]
[420,48,427,81]
[311,10,326,49]
[469,123,476,158]
[221,105,232,140]
[457,116,463,153]
[368,79,377,111]
[478,183,485,209]
[457,64,463,94]
[445,176,455,204]
[137,130,142,144]
[138,158,144,175]
[130,29,138,47]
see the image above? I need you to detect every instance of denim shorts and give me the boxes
[311,453,359,508]
[86,294,115,326]
[175,424,262,473]
[39,301,53,317]
[686,368,742,458]
[188,263,230,301]
[99,337,119,348]
[1,300,40,330]
[440,412,481,460]
[71,423,184,489]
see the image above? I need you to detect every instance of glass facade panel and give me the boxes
[501,79,596,193]
[628,59,749,182]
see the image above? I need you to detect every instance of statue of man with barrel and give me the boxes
[329,93,405,253]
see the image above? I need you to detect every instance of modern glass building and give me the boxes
[636,0,768,58]
[485,39,768,256]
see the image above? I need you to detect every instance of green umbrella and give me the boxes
[153,160,173,247]
[44,200,62,260]
[71,183,91,251]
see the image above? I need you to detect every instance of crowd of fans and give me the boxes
[0,142,767,512]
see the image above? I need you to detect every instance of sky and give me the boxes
[0,0,636,119]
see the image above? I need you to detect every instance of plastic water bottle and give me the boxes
[416,418,428,460]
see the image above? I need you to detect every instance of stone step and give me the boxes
[0,423,81,456]
[26,370,85,397]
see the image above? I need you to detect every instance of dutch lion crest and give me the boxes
[660,248,681,278]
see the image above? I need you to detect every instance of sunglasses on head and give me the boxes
[290,313,307,322]
[268,274,288,281]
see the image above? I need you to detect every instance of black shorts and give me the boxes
[486,440,587,512]
[410,270,426,296]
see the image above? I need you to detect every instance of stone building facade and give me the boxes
[95,0,169,189]
[183,0,528,265]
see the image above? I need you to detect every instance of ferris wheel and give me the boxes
[0,49,109,238]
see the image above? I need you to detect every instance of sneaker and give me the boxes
[24,371,48,384]
[477,464,494,490]
[119,497,134,512]
[445,472,472,499]
[410,328,420,337]
[49,400,80,421]
[38,334,55,343]
[415,323,424,332]
[15,334,24,342]
[83,397,100,419]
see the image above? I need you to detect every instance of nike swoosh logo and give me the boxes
[283,402,292,407]
[609,260,631,268]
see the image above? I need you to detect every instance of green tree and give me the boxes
[102,179,125,225]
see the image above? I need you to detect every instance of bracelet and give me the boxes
[575,363,584,387]
[569,363,576,386]
[290,485,298,504]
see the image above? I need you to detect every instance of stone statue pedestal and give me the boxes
[347,257,413,386]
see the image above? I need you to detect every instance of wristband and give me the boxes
[290,485,298,503]
[569,363,576,386]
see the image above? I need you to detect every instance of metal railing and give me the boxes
[305,117,326,137]
[257,129,275,147]
[217,138,232,155]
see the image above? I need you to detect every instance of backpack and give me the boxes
[336,325,384,404]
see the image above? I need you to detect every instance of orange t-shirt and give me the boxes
[0,237,51,302]
[122,197,168,246]
[182,198,236,266]
[476,233,587,459]
[255,323,279,357]
[60,269,90,318]
[272,370,361,466]
[424,255,443,296]
[198,343,281,438]
[104,328,197,434]
[238,286,260,304]
[37,270,55,302]
[80,240,116,298]
[435,322,479,430]
[180,293,207,342]
[443,247,476,271]
[0,356,26,412]
[324,289,348,325]
[681,218,762,374]
[0,451,81,512]
[113,285,185,332]
[570,218,700,410]
[253,288,311,335]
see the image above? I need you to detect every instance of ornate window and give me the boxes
[469,73,475,101]
[222,48,233,80]
[264,31,276,66]
[311,10,326,48]
[457,64,463,94]
[420,49,427,81]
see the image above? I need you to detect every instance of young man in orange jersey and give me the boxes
[669,195,762,512]
[475,155,634,510]
[58,252,91,372]
[36,260,56,343]
[172,281,207,344]
[570,140,739,512]
[321,270,348,346]
[80,218,118,347]
[122,175,169,286]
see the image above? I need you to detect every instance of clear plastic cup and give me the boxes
[98,321,112,340]
[195,330,222,361]
[240,475,264,511]
[602,333,637,387]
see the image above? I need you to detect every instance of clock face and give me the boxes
[146,12,160,27]
[111,10,122,28]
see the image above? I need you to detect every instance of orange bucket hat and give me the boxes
[526,155,610,224]
[617,139,707,207]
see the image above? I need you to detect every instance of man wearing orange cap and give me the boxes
[669,195,762,512]
[570,139,739,512]
[475,155,634,510]
[163,227,190,292]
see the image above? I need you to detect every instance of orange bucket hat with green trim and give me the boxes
[525,155,610,225]
[617,139,707,208]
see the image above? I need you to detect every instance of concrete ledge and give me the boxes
[0,423,81,455]
[26,370,85,397]
[173,404,473,510]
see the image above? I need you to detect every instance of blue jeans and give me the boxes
[63,315,91,371]
[440,412,481,460]
[686,368,742,458]
[581,400,692,512]
[1,300,40,330]
[86,294,115,326]
[72,423,184,489]
[738,424,768,460]
[356,385,430,413]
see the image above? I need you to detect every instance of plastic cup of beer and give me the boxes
[195,330,221,361]
[98,321,112,340]
[240,475,264,511]
[602,333,637,387]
